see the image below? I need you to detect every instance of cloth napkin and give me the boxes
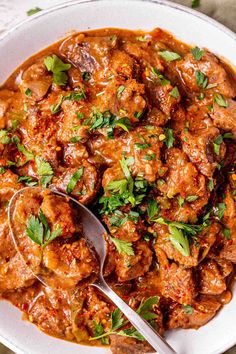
[0,1,235,354]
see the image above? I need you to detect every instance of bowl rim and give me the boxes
[0,1,235,354]
[0,0,235,44]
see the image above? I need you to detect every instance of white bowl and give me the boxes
[0,1,236,354]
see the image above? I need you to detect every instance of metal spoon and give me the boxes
[8,187,176,354]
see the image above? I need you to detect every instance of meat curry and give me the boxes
[0,28,236,353]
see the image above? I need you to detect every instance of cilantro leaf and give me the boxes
[195,71,208,89]
[0,167,6,174]
[185,195,199,202]
[214,93,228,108]
[215,202,226,219]
[147,200,159,221]
[44,54,71,86]
[35,157,54,187]
[117,85,125,97]
[159,51,181,62]
[106,179,128,194]
[191,46,204,61]
[169,86,180,98]
[110,237,134,256]
[115,117,132,132]
[66,167,84,194]
[26,210,62,247]
[35,157,53,176]
[137,296,159,320]
[169,225,190,257]
[192,0,200,8]
[222,228,231,240]
[27,7,42,16]
[0,130,10,145]
[116,328,144,341]
[164,128,175,148]
[182,304,194,314]
[111,308,125,331]
[26,215,44,245]
[17,176,38,187]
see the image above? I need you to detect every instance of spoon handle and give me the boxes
[93,277,177,354]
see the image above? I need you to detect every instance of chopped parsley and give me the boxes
[155,217,208,257]
[91,297,159,343]
[50,90,86,114]
[150,67,170,85]
[143,153,156,161]
[195,71,208,89]
[169,86,180,98]
[222,228,231,240]
[26,209,62,247]
[164,128,175,148]
[213,135,223,155]
[147,200,160,221]
[27,7,42,16]
[82,72,91,82]
[44,54,71,86]
[135,143,151,150]
[191,0,200,8]
[182,305,194,314]
[25,88,32,96]
[214,93,228,108]
[35,157,54,187]
[110,237,134,256]
[186,195,199,203]
[159,51,181,62]
[17,176,38,187]
[0,130,10,145]
[214,202,226,220]
[117,85,125,97]
[66,167,84,194]
[191,46,204,61]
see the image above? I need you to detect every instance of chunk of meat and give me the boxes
[175,52,236,98]
[59,34,116,76]
[43,238,97,287]
[53,161,99,204]
[110,334,153,354]
[155,247,197,304]
[94,77,146,124]
[123,40,163,71]
[198,259,227,295]
[162,148,208,201]
[182,126,225,178]
[0,207,42,292]
[211,99,236,138]
[154,222,219,267]
[103,212,143,242]
[220,186,236,263]
[57,99,90,144]
[115,242,152,282]
[167,295,221,329]
[40,194,77,238]
[146,82,180,116]
[63,143,89,167]
[5,284,73,339]
[20,59,52,101]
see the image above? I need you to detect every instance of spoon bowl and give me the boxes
[8,186,176,354]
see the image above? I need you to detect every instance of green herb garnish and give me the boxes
[66,167,84,194]
[191,47,204,61]
[44,54,71,86]
[27,7,42,16]
[26,209,62,247]
[159,51,181,62]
